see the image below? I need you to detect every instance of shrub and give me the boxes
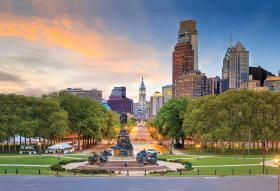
[50,163,66,171]
[69,169,111,174]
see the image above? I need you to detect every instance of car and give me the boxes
[146,149,159,155]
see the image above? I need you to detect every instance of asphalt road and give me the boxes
[0,176,279,191]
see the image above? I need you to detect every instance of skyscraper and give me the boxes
[148,92,163,119]
[162,85,172,103]
[108,86,133,114]
[172,20,207,98]
[221,42,249,92]
[133,78,148,121]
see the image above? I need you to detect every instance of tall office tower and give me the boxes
[173,20,197,97]
[221,42,249,92]
[178,20,198,71]
[148,92,163,119]
[162,85,172,103]
[172,20,206,98]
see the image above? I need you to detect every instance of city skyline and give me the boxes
[0,0,279,100]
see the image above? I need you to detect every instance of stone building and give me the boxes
[63,88,102,102]
[175,70,207,98]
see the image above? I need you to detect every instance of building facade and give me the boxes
[63,88,102,102]
[172,20,207,98]
[175,70,208,98]
[207,76,220,95]
[108,86,133,114]
[264,76,280,92]
[133,78,149,121]
[162,85,172,104]
[148,92,163,119]
[221,42,249,92]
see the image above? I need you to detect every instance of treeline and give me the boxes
[152,90,280,153]
[0,92,120,151]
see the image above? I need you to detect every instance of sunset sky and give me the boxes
[0,0,279,100]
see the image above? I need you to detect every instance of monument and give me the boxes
[112,128,133,157]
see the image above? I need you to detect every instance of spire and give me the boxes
[140,77,145,90]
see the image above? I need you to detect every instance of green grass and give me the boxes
[159,155,264,165]
[151,166,280,176]
[0,155,75,165]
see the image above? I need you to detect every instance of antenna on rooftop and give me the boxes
[229,33,233,47]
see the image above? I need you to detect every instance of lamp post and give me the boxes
[196,144,201,160]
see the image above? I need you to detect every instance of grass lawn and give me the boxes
[159,155,264,165]
[0,155,75,165]
[151,166,280,176]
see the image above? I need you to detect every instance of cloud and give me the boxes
[0,11,169,99]
[0,70,23,82]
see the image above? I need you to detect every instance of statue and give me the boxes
[112,128,133,157]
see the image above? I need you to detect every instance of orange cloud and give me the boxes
[0,13,161,71]
[0,12,170,99]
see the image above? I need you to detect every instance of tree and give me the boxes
[154,97,189,146]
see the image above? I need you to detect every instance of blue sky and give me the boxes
[0,0,279,100]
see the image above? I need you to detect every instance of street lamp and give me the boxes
[195,144,201,160]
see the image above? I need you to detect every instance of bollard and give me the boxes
[197,169,200,175]
[38,169,41,175]
[16,169,18,174]
[232,169,234,175]
[127,170,129,176]
[215,169,217,175]
[249,169,251,175]
[5,169,7,175]
[144,170,147,176]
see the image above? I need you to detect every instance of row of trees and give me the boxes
[0,92,120,151]
[152,90,280,152]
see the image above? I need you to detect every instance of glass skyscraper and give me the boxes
[221,42,249,92]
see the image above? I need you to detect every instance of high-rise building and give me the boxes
[133,78,148,121]
[207,76,220,95]
[172,20,207,98]
[176,70,208,98]
[63,88,102,102]
[221,42,249,92]
[108,86,133,114]
[148,92,163,119]
[162,85,172,103]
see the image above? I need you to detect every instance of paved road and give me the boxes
[0,176,279,191]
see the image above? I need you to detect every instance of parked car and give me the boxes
[146,149,160,155]
[19,145,36,155]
